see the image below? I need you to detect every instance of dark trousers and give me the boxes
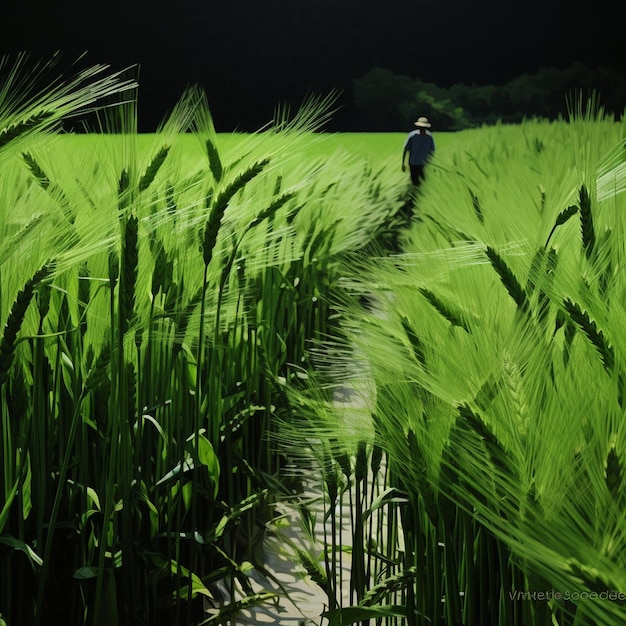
[409,164,425,185]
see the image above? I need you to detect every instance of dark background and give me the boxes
[3,1,622,132]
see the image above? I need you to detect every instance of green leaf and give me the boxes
[0,534,43,567]
[148,554,214,601]
[212,514,229,542]
[156,454,194,486]
[365,487,409,518]
[195,433,221,499]
[206,490,269,543]
[87,486,101,511]
[182,481,193,511]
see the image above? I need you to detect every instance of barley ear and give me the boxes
[562,319,577,368]
[295,548,328,591]
[247,192,295,230]
[118,168,131,211]
[419,287,470,332]
[579,184,595,260]
[526,248,546,294]
[562,297,614,371]
[273,174,283,196]
[545,204,578,247]
[22,152,75,224]
[138,145,170,192]
[331,442,352,483]
[201,159,270,266]
[151,243,172,298]
[22,152,50,189]
[214,158,270,214]
[36,281,52,325]
[108,251,120,290]
[605,446,623,505]
[539,184,546,211]
[205,137,223,183]
[172,286,204,353]
[456,403,509,480]
[370,415,384,477]
[401,316,426,367]
[355,441,368,484]
[0,111,54,149]
[119,215,139,332]
[0,262,55,387]
[468,188,484,224]
[485,246,529,312]
[360,567,418,606]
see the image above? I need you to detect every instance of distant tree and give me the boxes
[353,68,468,130]
[398,88,469,131]
[351,67,415,130]
[353,63,626,131]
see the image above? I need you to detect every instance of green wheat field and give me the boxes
[2,57,626,626]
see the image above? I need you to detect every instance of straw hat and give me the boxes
[414,116,431,128]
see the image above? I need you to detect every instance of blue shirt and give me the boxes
[403,130,435,165]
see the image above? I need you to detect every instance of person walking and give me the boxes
[402,116,435,185]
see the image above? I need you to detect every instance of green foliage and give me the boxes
[10,52,626,626]
[287,110,626,626]
[354,62,626,130]
[0,53,136,159]
[0,59,410,626]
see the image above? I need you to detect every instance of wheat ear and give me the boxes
[360,567,418,606]
[0,111,54,149]
[119,215,139,332]
[295,548,328,591]
[138,145,170,192]
[578,184,595,260]
[605,446,623,505]
[485,246,529,312]
[562,297,614,371]
[419,287,470,332]
[0,262,55,386]
[205,137,223,183]
[201,159,270,266]
[545,204,578,247]
[468,188,484,224]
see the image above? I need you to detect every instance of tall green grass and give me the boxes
[8,54,624,626]
[287,107,626,625]
[0,60,410,625]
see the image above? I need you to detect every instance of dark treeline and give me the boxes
[57,60,626,134]
[350,63,626,131]
[4,1,624,133]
